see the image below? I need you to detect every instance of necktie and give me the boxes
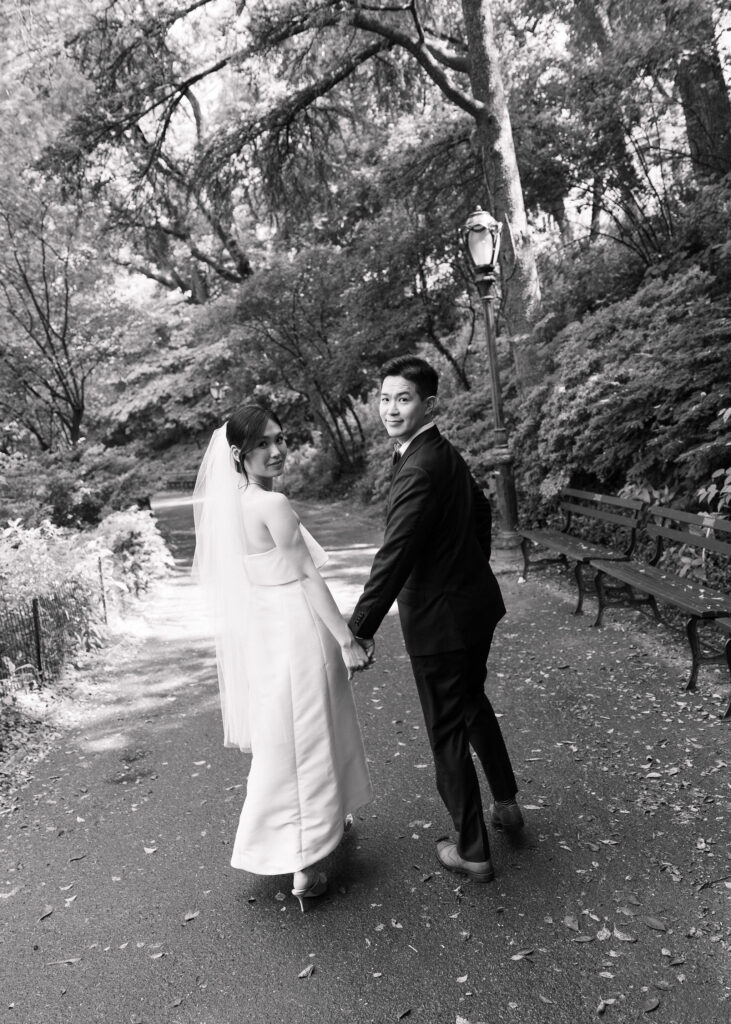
[392,444,402,467]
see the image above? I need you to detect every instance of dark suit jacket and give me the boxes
[348,426,505,656]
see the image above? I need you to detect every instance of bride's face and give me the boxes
[243,419,288,483]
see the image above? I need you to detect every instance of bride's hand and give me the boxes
[341,633,372,680]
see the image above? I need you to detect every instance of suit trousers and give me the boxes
[410,632,517,862]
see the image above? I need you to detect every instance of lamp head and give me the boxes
[209,381,230,404]
[463,207,502,274]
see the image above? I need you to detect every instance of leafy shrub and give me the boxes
[0,520,98,612]
[537,238,647,326]
[279,438,347,499]
[92,509,174,596]
[511,263,731,522]
[0,444,159,529]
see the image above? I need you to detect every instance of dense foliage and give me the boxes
[1,1,730,527]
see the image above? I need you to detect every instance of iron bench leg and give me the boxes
[685,617,701,692]
[573,562,587,615]
[592,571,661,628]
[593,569,609,627]
[520,536,532,579]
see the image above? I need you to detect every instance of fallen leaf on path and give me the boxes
[563,915,580,931]
[596,926,611,941]
[597,998,616,1015]
[149,951,166,959]
[643,917,667,932]
[613,926,637,942]
[643,997,660,1013]
[39,905,54,921]
[397,1011,411,1020]
[45,958,80,966]
[298,964,315,979]
[456,974,468,982]
[143,846,157,855]
[184,910,200,922]
[510,949,534,961]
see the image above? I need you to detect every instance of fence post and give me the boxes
[31,597,45,686]
[98,556,108,625]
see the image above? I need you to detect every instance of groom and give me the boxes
[349,355,522,882]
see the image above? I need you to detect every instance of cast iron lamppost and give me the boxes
[462,207,519,546]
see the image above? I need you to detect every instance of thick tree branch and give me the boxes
[345,11,479,115]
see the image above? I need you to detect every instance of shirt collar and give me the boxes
[398,421,437,455]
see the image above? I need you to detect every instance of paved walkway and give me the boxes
[1,497,729,1024]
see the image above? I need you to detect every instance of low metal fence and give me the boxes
[0,558,107,695]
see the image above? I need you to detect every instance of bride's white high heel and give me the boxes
[291,870,328,912]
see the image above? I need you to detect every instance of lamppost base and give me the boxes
[493,528,522,550]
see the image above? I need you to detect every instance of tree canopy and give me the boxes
[1,0,730,519]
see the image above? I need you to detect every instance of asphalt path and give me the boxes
[1,496,729,1024]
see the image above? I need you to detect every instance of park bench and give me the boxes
[591,506,731,719]
[518,489,646,615]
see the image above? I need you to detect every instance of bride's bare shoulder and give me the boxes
[240,487,292,515]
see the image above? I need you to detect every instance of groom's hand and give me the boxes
[356,636,375,667]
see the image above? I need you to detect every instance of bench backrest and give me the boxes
[646,506,731,562]
[559,489,646,556]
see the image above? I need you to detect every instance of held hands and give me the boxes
[341,631,375,680]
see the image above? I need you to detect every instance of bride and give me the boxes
[193,404,373,910]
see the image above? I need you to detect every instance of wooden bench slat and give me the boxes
[562,489,645,511]
[647,523,731,558]
[591,559,731,618]
[650,505,731,535]
[561,503,644,528]
[521,530,629,562]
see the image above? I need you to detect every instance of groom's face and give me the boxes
[380,375,435,443]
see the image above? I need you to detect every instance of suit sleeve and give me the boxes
[348,465,438,640]
[470,474,493,561]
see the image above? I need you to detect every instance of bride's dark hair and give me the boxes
[226,404,283,479]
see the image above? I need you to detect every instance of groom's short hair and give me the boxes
[381,355,439,399]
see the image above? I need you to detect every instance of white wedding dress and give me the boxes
[229,523,373,875]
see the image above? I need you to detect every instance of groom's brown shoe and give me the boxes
[436,839,494,883]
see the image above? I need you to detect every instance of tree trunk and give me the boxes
[548,196,574,244]
[675,7,731,181]
[460,0,543,386]
[590,174,604,240]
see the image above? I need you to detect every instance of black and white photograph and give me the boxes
[1,2,730,1022]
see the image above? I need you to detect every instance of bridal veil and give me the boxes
[192,425,253,751]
